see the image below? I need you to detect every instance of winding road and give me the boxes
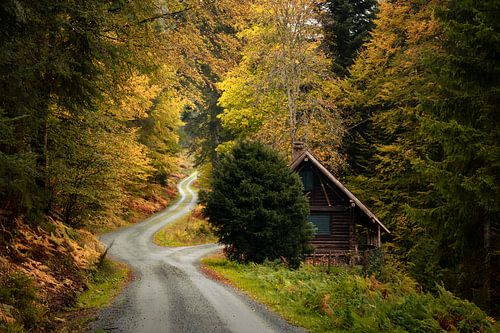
[90,172,304,333]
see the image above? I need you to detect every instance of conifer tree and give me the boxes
[338,0,440,244]
[203,141,312,268]
[0,0,137,221]
[318,0,378,76]
[416,0,499,312]
[337,0,498,312]
[0,0,246,226]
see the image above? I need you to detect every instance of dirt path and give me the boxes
[90,173,304,333]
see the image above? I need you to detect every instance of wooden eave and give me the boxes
[291,150,390,234]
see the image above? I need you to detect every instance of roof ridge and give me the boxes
[290,149,390,234]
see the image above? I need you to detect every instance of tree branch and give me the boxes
[137,7,193,24]
[346,118,371,131]
[104,6,194,32]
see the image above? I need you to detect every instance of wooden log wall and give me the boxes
[310,211,355,252]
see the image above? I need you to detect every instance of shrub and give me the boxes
[202,141,312,268]
[0,272,44,331]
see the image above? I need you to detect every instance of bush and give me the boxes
[0,272,44,331]
[202,141,313,268]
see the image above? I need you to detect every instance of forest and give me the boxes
[0,0,498,329]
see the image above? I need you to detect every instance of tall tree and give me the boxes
[0,0,141,221]
[318,0,378,76]
[0,0,235,225]
[415,0,499,312]
[48,111,152,226]
[182,88,232,165]
[336,0,498,313]
[178,0,248,166]
[319,0,378,176]
[217,0,345,170]
[335,0,441,288]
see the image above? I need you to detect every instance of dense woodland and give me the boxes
[0,0,498,322]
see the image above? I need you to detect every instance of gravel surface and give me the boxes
[90,173,305,333]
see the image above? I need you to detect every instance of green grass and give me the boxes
[154,207,217,247]
[52,259,129,331]
[76,259,129,309]
[201,256,497,333]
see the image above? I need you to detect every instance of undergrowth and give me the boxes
[202,256,497,333]
[76,258,129,309]
[154,205,217,246]
[0,259,129,333]
[0,272,45,332]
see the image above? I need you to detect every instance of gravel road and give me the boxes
[90,172,304,333]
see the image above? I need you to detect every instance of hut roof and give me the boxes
[291,150,390,234]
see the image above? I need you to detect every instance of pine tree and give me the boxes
[416,0,499,312]
[182,85,235,166]
[0,0,132,221]
[336,0,443,288]
[318,0,378,76]
[0,0,246,226]
[203,141,312,268]
[337,0,498,313]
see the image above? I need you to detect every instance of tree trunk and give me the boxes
[483,214,491,313]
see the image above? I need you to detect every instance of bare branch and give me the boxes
[137,6,193,24]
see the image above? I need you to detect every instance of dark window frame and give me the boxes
[309,212,331,235]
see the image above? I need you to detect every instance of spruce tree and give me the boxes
[417,0,499,312]
[318,0,378,76]
[336,0,498,312]
[203,141,312,268]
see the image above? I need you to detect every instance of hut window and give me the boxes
[309,213,330,235]
[299,168,314,192]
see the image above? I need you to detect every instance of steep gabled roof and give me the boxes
[291,150,390,234]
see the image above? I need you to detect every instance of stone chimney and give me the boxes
[292,141,305,160]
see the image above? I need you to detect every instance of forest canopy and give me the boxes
[0,0,244,226]
[0,0,497,317]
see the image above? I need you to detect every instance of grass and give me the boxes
[43,259,132,332]
[154,206,217,247]
[76,259,130,309]
[0,260,129,333]
[201,255,497,333]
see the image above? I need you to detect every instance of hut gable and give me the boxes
[291,149,389,253]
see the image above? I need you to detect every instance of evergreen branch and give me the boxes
[0,114,30,122]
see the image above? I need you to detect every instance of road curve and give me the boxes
[90,172,304,333]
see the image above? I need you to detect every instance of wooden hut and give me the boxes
[291,143,389,254]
